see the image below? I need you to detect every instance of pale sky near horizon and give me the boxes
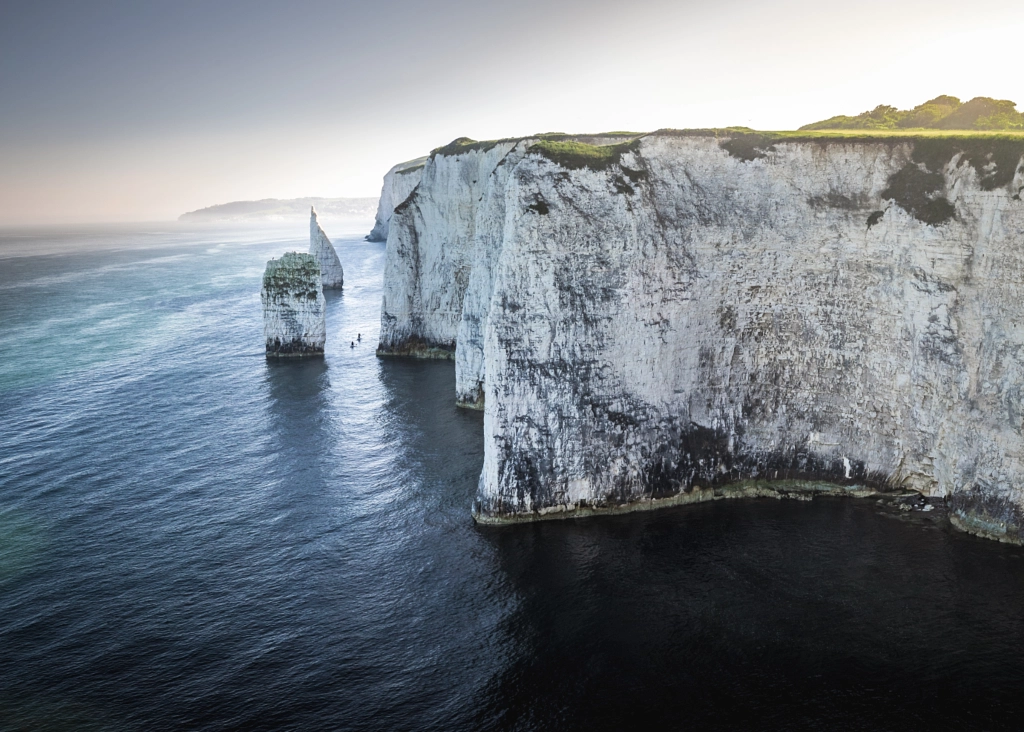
[1,0,1022,225]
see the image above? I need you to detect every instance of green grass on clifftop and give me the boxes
[430,132,644,159]
[653,128,1024,142]
[430,137,508,157]
[526,129,1024,171]
[527,139,642,171]
[520,129,1024,226]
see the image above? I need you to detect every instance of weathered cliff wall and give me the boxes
[377,140,522,359]
[261,252,326,357]
[366,158,427,242]
[376,134,643,373]
[309,207,344,289]
[377,131,1024,542]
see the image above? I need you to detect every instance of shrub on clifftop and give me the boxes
[801,96,1024,131]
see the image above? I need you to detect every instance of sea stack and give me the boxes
[309,206,344,289]
[260,252,326,357]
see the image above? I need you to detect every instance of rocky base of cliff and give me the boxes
[375,336,454,360]
[948,489,1024,544]
[473,478,950,528]
[455,388,484,411]
[265,338,325,357]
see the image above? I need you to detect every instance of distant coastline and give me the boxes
[179,197,377,223]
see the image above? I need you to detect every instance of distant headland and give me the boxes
[179,197,377,223]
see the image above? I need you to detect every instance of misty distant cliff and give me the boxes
[179,197,377,223]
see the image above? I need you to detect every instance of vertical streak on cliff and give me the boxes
[309,207,344,290]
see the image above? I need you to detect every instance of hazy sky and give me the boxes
[1,0,1022,224]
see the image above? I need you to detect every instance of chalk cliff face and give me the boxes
[378,141,524,360]
[376,135,642,379]
[261,252,326,356]
[366,158,427,242]
[378,131,1024,542]
[309,207,344,289]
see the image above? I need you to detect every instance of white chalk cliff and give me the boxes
[376,135,640,368]
[261,252,326,356]
[309,207,344,290]
[366,157,427,242]
[376,131,1024,543]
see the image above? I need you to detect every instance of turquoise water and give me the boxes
[2,223,1024,730]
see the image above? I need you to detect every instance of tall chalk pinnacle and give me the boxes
[309,206,344,289]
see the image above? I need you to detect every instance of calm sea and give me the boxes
[2,223,1024,731]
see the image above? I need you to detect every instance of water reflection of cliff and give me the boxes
[264,357,330,491]
[376,359,483,517]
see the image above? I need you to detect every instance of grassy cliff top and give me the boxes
[430,99,1023,164]
[422,125,1024,193]
[525,130,1024,209]
[430,132,642,158]
[649,127,1024,141]
[528,128,1024,166]
[527,139,643,171]
[431,126,1024,173]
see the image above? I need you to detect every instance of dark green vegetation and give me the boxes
[521,129,1022,227]
[430,137,508,157]
[647,127,780,160]
[528,139,642,171]
[375,334,456,360]
[950,486,1024,544]
[801,96,1024,131]
[426,124,1022,228]
[878,137,1024,225]
[700,132,1023,226]
[880,160,956,225]
[261,254,322,301]
[911,137,1024,191]
[656,128,1024,187]
[718,131,774,161]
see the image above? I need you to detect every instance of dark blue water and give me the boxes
[2,224,1024,731]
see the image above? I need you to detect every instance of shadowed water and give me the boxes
[1,224,1024,731]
